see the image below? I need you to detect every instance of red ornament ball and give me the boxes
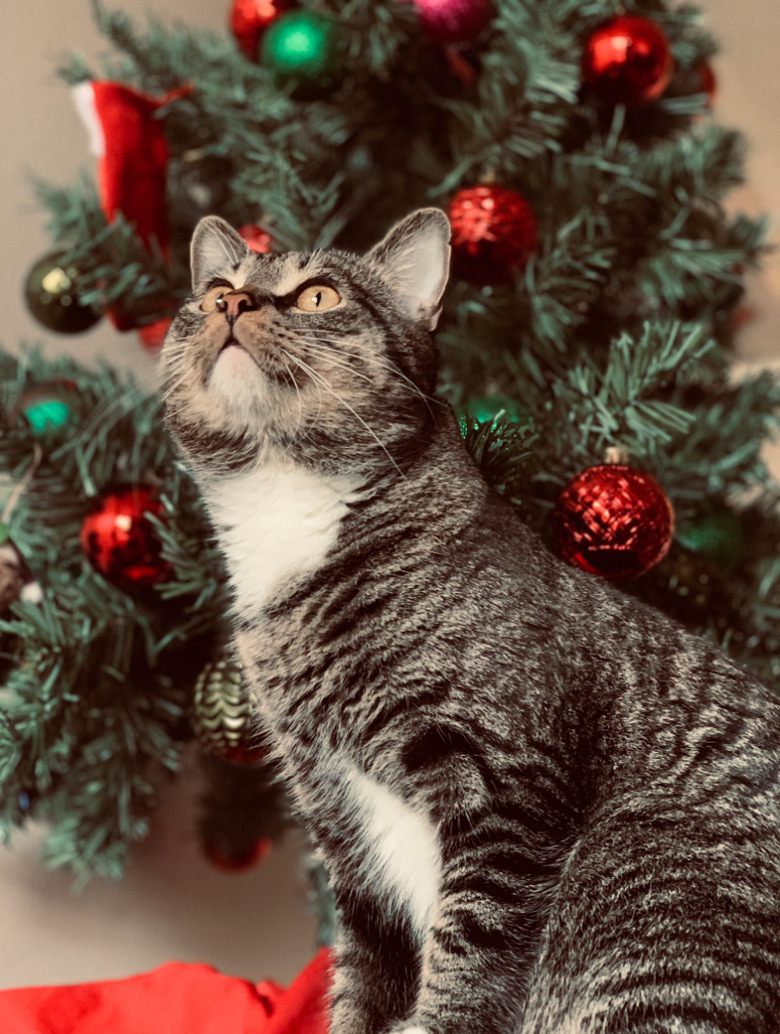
[205,836,272,872]
[411,0,493,45]
[80,485,171,588]
[229,0,292,59]
[582,16,674,105]
[552,464,674,579]
[238,223,275,254]
[448,185,538,285]
[138,316,174,352]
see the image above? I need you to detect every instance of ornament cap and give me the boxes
[604,446,630,465]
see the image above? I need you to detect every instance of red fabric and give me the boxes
[0,949,332,1034]
[86,82,188,254]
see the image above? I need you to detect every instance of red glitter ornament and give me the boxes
[229,0,292,59]
[582,16,674,105]
[238,223,275,254]
[411,0,493,45]
[205,835,272,872]
[448,184,538,285]
[552,464,674,579]
[80,485,171,588]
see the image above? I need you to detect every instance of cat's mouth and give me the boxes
[212,334,289,385]
[218,336,246,355]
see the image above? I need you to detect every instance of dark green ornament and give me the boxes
[261,11,342,92]
[676,509,744,569]
[466,395,529,425]
[459,394,529,436]
[24,254,102,335]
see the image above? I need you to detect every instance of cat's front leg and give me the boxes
[389,912,530,1034]
[390,825,560,1034]
[329,884,420,1034]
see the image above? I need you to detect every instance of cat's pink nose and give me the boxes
[218,290,255,318]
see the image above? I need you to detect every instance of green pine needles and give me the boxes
[0,349,221,881]
[4,0,779,878]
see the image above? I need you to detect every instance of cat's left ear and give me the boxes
[190,216,250,291]
[367,209,451,331]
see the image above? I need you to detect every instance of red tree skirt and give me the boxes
[1,949,331,1034]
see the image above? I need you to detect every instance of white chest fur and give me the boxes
[344,765,440,937]
[206,460,358,612]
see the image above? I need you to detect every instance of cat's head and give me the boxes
[162,209,450,480]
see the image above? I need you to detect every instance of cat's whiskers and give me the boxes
[78,378,162,448]
[281,355,306,439]
[280,349,405,477]
[294,342,386,392]
[161,368,192,405]
[300,341,435,425]
[292,330,439,415]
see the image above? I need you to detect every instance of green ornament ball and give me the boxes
[23,398,72,436]
[15,381,80,437]
[26,399,71,433]
[261,11,342,91]
[23,253,102,335]
[676,508,745,569]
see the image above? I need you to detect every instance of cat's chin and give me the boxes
[208,343,270,422]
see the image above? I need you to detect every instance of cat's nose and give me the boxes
[218,290,255,319]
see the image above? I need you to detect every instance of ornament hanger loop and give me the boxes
[1,444,43,526]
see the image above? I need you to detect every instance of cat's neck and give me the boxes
[200,407,488,615]
[202,450,365,614]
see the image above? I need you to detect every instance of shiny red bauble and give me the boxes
[229,0,292,59]
[582,16,674,105]
[411,0,493,45]
[80,485,171,588]
[448,185,538,285]
[238,223,275,254]
[552,464,674,579]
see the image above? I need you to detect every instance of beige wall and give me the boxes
[0,0,778,992]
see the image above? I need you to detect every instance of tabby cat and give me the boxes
[163,209,780,1033]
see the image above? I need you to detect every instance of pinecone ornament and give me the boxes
[191,657,262,764]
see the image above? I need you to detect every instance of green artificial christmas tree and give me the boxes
[3,0,779,895]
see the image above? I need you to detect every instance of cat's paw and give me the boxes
[393,1028,430,1034]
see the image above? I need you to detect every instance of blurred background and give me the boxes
[0,0,778,992]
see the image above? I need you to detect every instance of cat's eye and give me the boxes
[294,284,341,313]
[200,284,230,313]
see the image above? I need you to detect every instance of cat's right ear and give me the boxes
[190,216,250,291]
[367,208,451,332]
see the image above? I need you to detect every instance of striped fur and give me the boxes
[163,211,780,1034]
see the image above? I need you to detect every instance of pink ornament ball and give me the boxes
[412,0,493,45]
